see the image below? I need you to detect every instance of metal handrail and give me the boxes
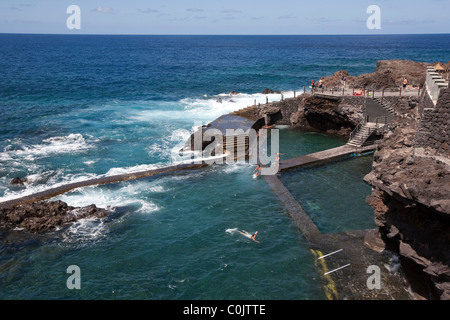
[349,116,367,142]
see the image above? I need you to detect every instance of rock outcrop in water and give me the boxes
[0,200,110,233]
[364,88,450,300]
[261,88,281,94]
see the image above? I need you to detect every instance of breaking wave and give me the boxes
[0,133,94,162]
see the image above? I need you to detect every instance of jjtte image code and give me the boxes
[183,304,266,317]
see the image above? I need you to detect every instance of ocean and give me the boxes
[0,34,449,300]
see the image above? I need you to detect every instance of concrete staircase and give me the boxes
[372,98,395,123]
[347,97,396,147]
[223,134,249,159]
[347,122,377,147]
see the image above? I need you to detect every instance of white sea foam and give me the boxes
[105,163,163,176]
[226,228,239,235]
[61,217,108,245]
[55,182,160,215]
[384,254,402,274]
[222,162,251,174]
[148,185,168,193]
[0,133,93,162]
[0,169,99,203]
[83,160,97,166]
[146,143,166,158]
[179,91,295,123]
[128,90,303,125]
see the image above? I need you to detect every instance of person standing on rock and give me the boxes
[402,77,408,92]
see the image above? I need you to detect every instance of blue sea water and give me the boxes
[0,34,449,300]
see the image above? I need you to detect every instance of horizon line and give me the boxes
[1,32,449,37]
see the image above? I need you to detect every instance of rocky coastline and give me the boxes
[363,88,450,300]
[0,200,110,233]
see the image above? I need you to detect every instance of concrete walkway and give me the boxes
[312,87,421,98]
[279,144,376,172]
[264,174,321,241]
[262,143,377,244]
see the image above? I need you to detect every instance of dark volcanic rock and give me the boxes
[10,177,27,186]
[289,94,364,136]
[319,60,435,90]
[0,200,110,233]
[261,88,281,94]
[364,93,450,300]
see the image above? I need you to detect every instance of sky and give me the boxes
[0,0,449,35]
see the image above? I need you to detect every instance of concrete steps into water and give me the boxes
[309,230,414,300]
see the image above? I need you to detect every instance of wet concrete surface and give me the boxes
[309,230,414,300]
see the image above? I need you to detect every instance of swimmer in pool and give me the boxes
[253,164,261,177]
[239,230,260,243]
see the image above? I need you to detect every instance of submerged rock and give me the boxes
[10,177,27,186]
[261,88,281,94]
[0,200,110,233]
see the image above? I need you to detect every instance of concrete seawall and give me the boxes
[264,174,321,241]
[0,163,208,209]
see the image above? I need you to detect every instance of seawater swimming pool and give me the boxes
[2,34,445,300]
[0,127,375,300]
